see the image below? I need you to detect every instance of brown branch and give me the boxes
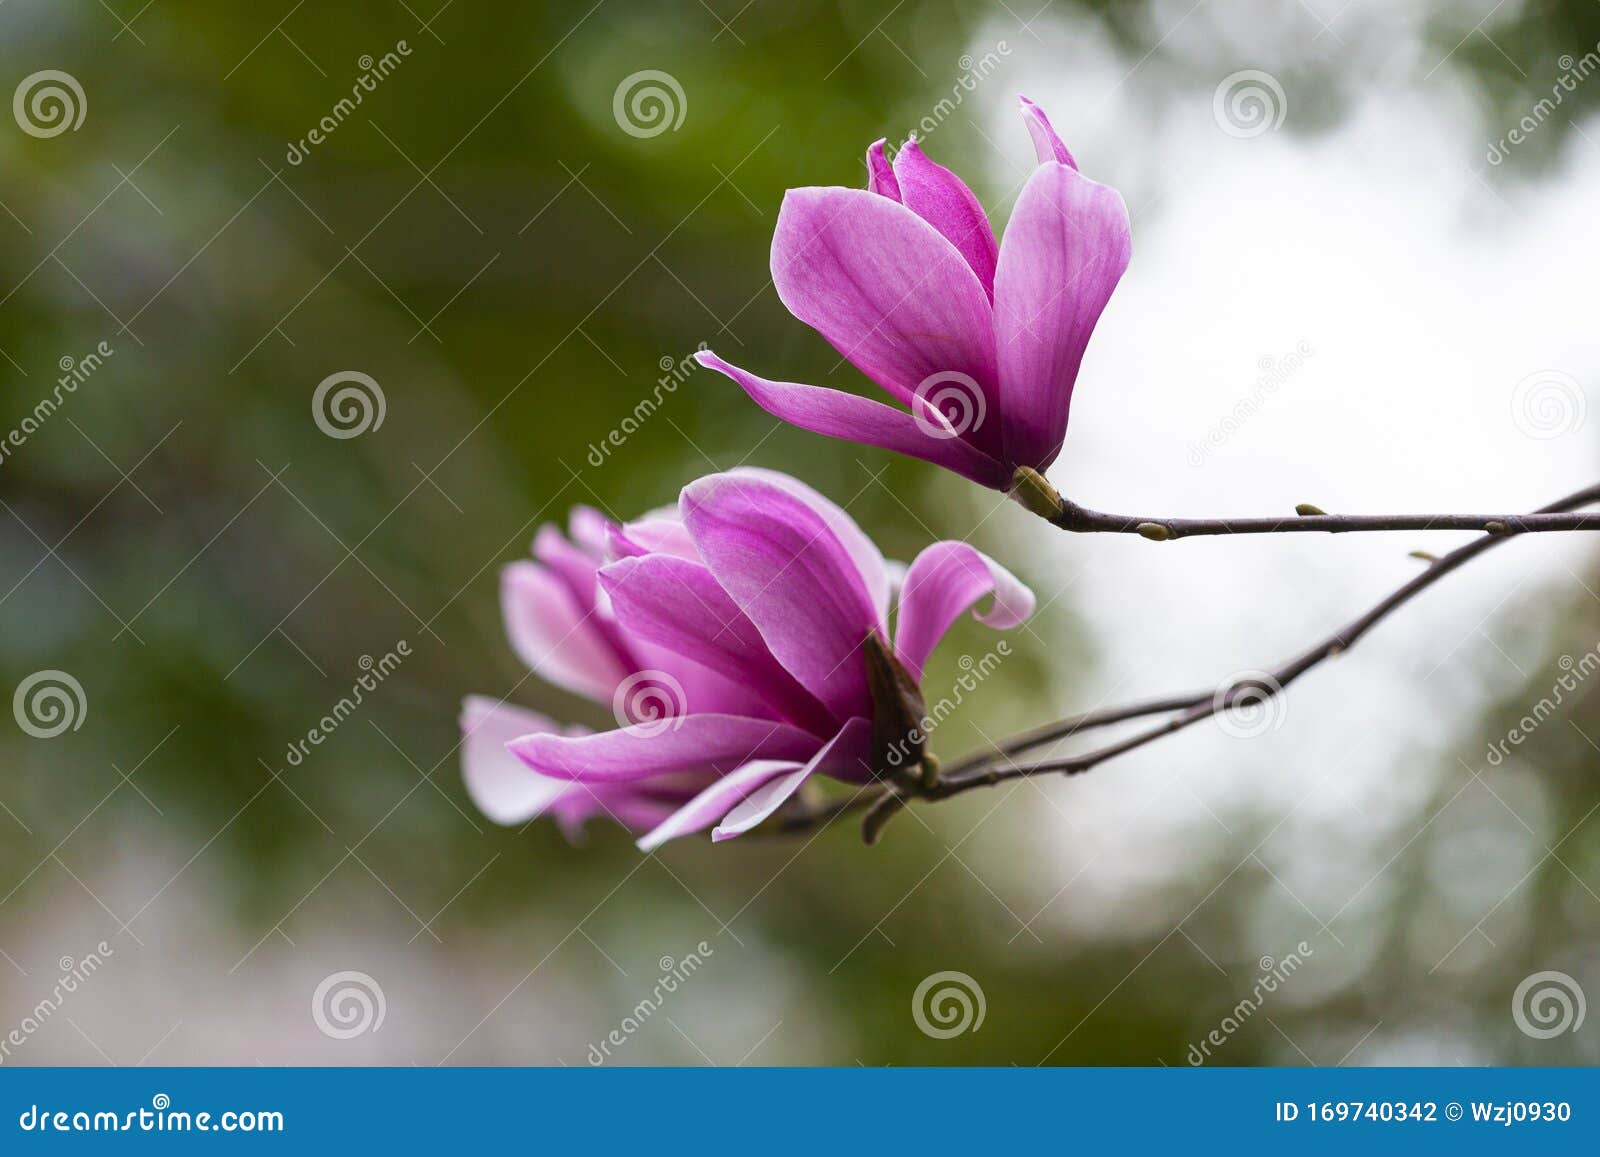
[863,478,1600,839]
[1008,466,1600,541]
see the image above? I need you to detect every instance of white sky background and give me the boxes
[940,0,1600,1059]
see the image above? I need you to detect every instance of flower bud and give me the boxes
[863,633,926,783]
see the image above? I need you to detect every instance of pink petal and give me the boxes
[770,186,999,420]
[635,718,873,850]
[725,467,892,630]
[459,696,575,824]
[713,717,873,840]
[681,472,883,720]
[609,511,697,561]
[634,759,804,851]
[894,542,1035,682]
[866,138,900,200]
[500,562,629,702]
[992,162,1131,471]
[693,352,1011,490]
[1018,95,1078,169]
[623,638,776,721]
[891,138,998,300]
[533,525,603,610]
[599,553,836,734]
[508,714,820,784]
[565,505,615,557]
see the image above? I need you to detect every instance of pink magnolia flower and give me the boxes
[693,96,1131,494]
[461,469,1033,850]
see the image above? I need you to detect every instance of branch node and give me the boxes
[861,791,908,845]
[1008,466,1066,522]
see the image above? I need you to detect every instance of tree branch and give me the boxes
[1009,466,1600,541]
[864,478,1600,838]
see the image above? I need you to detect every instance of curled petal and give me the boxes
[866,138,900,200]
[1018,95,1078,169]
[693,352,1012,490]
[636,718,873,850]
[713,717,872,841]
[608,511,698,561]
[509,714,820,784]
[894,542,1035,682]
[635,759,804,851]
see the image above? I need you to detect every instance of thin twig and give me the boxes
[881,479,1600,832]
[1053,498,1600,540]
[1008,466,1600,541]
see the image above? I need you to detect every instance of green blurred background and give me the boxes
[1,0,1598,1065]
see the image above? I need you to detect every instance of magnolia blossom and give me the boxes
[694,96,1131,494]
[461,469,1033,850]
